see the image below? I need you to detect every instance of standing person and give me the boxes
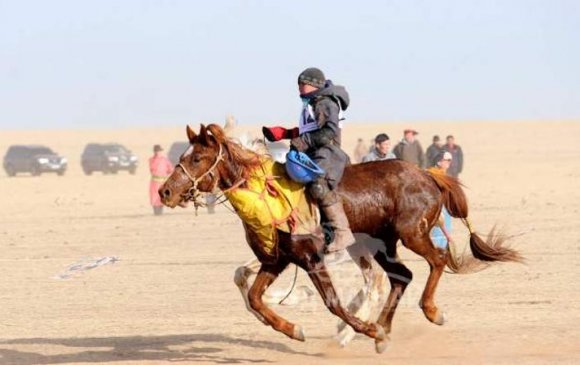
[353,138,368,163]
[149,145,173,215]
[262,67,354,253]
[362,133,396,162]
[428,151,454,248]
[443,135,464,178]
[393,128,425,168]
[426,135,443,168]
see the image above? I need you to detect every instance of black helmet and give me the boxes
[298,67,325,88]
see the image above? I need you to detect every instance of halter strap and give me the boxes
[177,143,224,192]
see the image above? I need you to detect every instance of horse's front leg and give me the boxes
[233,258,267,324]
[248,261,305,341]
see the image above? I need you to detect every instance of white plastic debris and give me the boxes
[53,256,119,280]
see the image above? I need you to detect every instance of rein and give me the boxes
[177,143,225,214]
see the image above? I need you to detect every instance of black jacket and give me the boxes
[295,81,350,188]
[299,81,350,150]
[426,143,443,168]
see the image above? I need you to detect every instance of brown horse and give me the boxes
[159,123,521,353]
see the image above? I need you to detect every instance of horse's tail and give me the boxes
[426,170,523,272]
[426,170,469,218]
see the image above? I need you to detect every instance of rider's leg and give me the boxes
[309,179,355,252]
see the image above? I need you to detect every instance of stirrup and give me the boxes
[322,222,335,246]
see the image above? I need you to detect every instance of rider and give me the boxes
[262,67,355,253]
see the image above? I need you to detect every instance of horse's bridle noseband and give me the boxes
[177,143,224,208]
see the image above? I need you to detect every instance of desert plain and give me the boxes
[0,120,579,364]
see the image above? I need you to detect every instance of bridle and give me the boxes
[177,143,224,211]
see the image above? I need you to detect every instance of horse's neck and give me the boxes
[218,158,244,191]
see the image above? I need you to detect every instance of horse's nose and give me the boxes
[160,187,172,200]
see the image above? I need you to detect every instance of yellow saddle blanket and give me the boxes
[224,159,319,258]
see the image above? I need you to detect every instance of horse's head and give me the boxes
[159,124,228,208]
[159,123,262,208]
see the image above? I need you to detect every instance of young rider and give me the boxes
[262,67,355,252]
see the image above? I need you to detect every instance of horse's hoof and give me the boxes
[427,310,446,326]
[375,336,389,354]
[420,303,446,326]
[293,325,306,342]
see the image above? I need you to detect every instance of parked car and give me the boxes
[81,143,138,175]
[3,145,67,176]
[168,141,190,165]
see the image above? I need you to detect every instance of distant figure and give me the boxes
[149,145,173,215]
[429,151,454,248]
[426,135,443,168]
[443,135,464,178]
[393,128,425,168]
[224,114,254,148]
[362,133,396,162]
[353,138,368,163]
[224,114,237,136]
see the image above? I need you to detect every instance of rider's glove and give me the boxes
[262,126,299,142]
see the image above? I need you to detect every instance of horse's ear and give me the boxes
[207,124,226,143]
[186,125,197,144]
[198,124,213,146]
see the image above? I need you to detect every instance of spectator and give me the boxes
[443,135,464,178]
[362,133,396,162]
[429,151,454,248]
[353,138,368,163]
[393,128,425,168]
[149,145,174,215]
[426,135,443,168]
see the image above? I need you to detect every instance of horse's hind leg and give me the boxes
[336,242,386,347]
[374,236,413,336]
[402,233,448,325]
[248,260,305,341]
[304,260,385,342]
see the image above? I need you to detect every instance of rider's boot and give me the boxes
[321,192,356,253]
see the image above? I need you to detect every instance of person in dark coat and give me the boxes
[393,128,426,168]
[426,135,443,168]
[262,67,354,253]
[443,135,464,178]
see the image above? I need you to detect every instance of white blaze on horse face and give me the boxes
[183,144,194,159]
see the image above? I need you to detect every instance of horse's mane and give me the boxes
[206,124,264,179]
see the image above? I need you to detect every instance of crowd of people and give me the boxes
[353,129,464,178]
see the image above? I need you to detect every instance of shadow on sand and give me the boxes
[0,333,321,364]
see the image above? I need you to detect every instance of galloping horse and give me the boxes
[159,124,521,353]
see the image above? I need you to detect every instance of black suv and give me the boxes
[81,143,138,175]
[168,141,190,165]
[3,145,67,176]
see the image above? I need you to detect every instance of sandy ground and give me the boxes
[0,121,579,365]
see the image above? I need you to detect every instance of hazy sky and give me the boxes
[1,0,579,129]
